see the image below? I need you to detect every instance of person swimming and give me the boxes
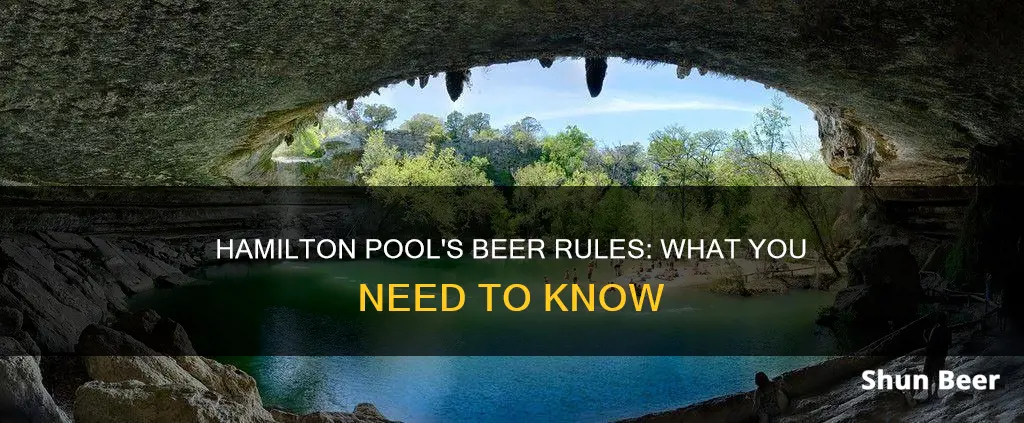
[753,371,790,423]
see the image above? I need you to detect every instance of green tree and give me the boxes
[356,130,398,177]
[363,104,398,131]
[399,113,448,144]
[565,169,613,186]
[361,143,500,236]
[462,112,492,137]
[444,111,466,140]
[737,96,841,277]
[750,95,791,159]
[633,169,661,186]
[648,126,726,185]
[503,117,544,146]
[598,143,648,186]
[513,162,566,186]
[541,126,595,176]
[363,143,491,186]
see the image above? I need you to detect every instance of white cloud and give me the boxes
[522,97,758,121]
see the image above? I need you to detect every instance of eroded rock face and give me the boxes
[814,106,893,185]
[0,232,199,353]
[0,339,71,423]
[4,1,1024,184]
[831,237,923,339]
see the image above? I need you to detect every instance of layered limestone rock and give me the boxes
[0,232,200,353]
[5,1,1024,184]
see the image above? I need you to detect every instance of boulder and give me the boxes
[268,404,400,423]
[173,356,269,417]
[76,324,273,422]
[0,338,71,423]
[74,380,275,423]
[268,408,301,423]
[111,310,197,356]
[77,325,205,388]
[0,308,41,360]
[295,405,399,423]
[353,404,390,421]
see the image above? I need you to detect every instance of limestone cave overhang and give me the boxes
[2,0,1023,185]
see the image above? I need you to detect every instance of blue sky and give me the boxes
[337,58,818,148]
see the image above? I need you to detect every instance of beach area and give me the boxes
[576,257,836,295]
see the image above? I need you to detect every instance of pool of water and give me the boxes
[130,259,837,422]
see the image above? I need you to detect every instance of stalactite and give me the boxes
[585,57,608,97]
[446,70,469,101]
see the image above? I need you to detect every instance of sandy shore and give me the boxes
[594,258,826,289]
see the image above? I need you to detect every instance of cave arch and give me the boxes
[3,0,1023,185]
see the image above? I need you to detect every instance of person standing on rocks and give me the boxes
[753,371,790,423]
[923,312,952,400]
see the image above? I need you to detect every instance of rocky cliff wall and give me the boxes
[5,1,1024,184]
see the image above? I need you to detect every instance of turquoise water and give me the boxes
[130,259,836,422]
